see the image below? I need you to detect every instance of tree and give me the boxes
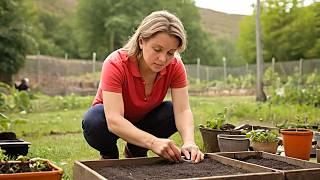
[237,0,320,63]
[255,0,267,102]
[306,2,320,57]
[75,0,153,59]
[0,0,33,84]
[75,0,217,63]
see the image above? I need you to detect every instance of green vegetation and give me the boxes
[238,1,320,63]
[0,149,53,174]
[0,0,34,83]
[200,107,229,130]
[246,130,279,143]
[2,95,318,179]
[2,0,320,85]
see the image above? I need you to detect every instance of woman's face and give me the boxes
[139,32,180,73]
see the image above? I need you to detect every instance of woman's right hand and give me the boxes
[150,138,181,162]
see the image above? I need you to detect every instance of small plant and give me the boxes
[0,82,32,113]
[0,148,9,162]
[199,107,235,130]
[0,149,52,174]
[246,129,279,143]
[0,112,26,132]
[29,158,51,172]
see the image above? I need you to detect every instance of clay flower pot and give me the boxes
[251,141,278,154]
[280,128,313,160]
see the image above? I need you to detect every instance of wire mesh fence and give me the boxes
[15,55,319,95]
[185,59,320,82]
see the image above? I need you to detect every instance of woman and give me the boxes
[82,10,204,163]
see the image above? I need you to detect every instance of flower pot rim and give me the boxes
[199,126,240,133]
[280,128,313,135]
[251,140,279,144]
[218,134,249,141]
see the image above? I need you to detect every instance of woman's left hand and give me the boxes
[181,143,204,163]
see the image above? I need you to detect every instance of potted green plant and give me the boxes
[246,129,279,154]
[278,115,314,160]
[0,149,63,180]
[199,108,241,152]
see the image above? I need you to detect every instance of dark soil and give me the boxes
[96,158,249,180]
[238,156,302,170]
[0,162,52,174]
[220,123,236,130]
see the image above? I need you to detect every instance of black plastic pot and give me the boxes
[199,127,241,153]
[0,132,31,157]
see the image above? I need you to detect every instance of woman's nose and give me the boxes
[158,53,167,63]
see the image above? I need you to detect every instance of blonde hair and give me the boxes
[123,10,187,58]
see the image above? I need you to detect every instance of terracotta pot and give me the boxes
[251,141,278,154]
[199,127,241,152]
[217,134,250,152]
[0,160,63,180]
[280,128,313,160]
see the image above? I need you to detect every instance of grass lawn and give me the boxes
[9,96,320,179]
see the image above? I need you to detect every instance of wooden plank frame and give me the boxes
[73,153,283,180]
[215,151,320,180]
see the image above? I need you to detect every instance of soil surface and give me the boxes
[239,156,302,170]
[220,123,236,130]
[0,162,52,174]
[96,158,249,180]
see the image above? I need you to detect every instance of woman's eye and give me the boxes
[167,52,174,56]
[153,48,161,52]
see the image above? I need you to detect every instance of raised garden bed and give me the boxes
[74,154,283,180]
[216,151,320,180]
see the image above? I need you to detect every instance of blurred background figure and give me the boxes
[15,78,30,91]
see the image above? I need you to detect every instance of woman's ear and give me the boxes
[138,37,143,49]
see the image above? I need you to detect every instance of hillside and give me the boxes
[198,8,245,39]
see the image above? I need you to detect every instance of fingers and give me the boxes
[150,138,181,162]
[181,143,204,163]
[194,150,204,163]
[181,149,190,160]
[166,146,180,162]
[168,142,181,162]
[189,145,199,162]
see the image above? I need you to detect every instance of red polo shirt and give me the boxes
[92,49,187,123]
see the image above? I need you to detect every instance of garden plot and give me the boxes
[216,151,320,180]
[73,154,282,180]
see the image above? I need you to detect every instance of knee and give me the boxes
[82,104,107,132]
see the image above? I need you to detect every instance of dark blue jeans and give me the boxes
[82,101,177,159]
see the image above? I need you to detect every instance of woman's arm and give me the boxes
[103,91,181,162]
[171,86,204,163]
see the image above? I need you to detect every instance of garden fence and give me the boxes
[14,55,319,95]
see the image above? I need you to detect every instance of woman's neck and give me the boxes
[138,58,157,79]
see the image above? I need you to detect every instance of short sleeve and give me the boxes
[170,59,187,88]
[100,56,124,93]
